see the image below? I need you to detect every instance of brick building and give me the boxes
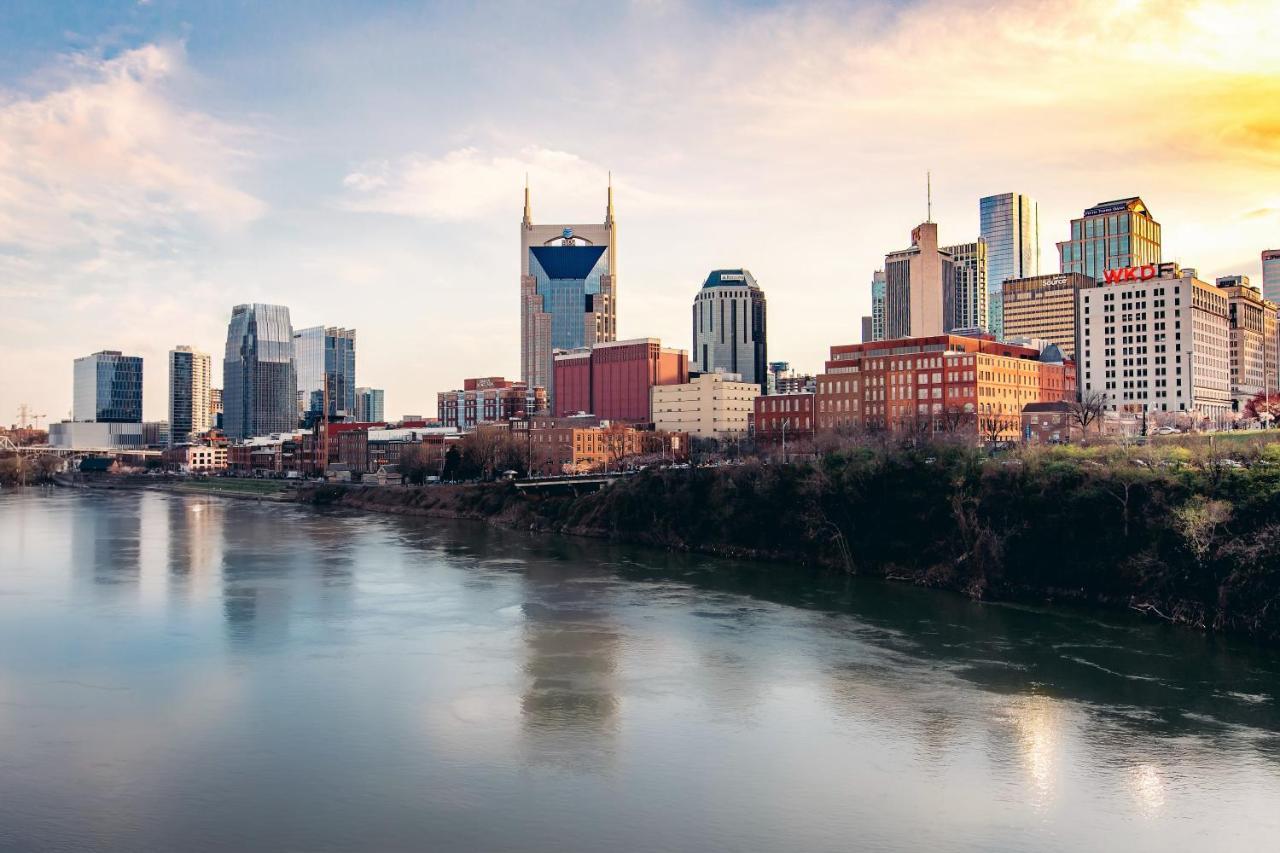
[1021,401,1083,445]
[436,377,546,430]
[553,338,688,422]
[754,393,815,443]
[815,335,1075,442]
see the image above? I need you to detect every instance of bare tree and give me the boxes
[938,405,974,435]
[978,413,1016,451]
[1066,389,1108,444]
[1175,496,1233,563]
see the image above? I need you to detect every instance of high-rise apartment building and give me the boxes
[223,303,298,441]
[73,350,143,423]
[1215,276,1278,411]
[980,193,1040,338]
[354,387,385,423]
[1076,263,1229,420]
[294,326,356,424]
[884,222,953,339]
[209,388,223,431]
[520,180,616,406]
[870,270,886,341]
[1057,197,1161,282]
[168,345,212,445]
[553,338,687,423]
[691,269,767,390]
[940,240,988,333]
[1001,272,1094,360]
[1263,250,1280,305]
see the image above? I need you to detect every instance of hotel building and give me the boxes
[1215,276,1279,412]
[1057,197,1161,282]
[1076,263,1230,420]
[691,269,768,390]
[884,222,953,338]
[1000,272,1094,360]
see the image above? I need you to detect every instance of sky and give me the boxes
[2,0,1278,424]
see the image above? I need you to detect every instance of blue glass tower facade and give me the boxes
[528,242,610,352]
[73,351,143,423]
[980,193,1040,338]
[223,303,297,440]
[294,326,357,424]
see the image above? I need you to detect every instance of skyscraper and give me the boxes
[73,351,143,423]
[1057,197,1160,282]
[520,179,616,407]
[870,270,886,341]
[884,222,953,339]
[168,345,212,445]
[691,269,768,390]
[223,303,297,441]
[940,240,988,333]
[1263,250,1280,305]
[294,326,356,424]
[980,193,1040,338]
[355,387,385,423]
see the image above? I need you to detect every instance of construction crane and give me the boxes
[15,404,46,430]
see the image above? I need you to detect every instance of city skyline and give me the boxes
[3,0,1279,422]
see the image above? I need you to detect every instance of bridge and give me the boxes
[512,472,632,495]
[0,436,162,460]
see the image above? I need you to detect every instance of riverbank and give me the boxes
[298,444,1280,643]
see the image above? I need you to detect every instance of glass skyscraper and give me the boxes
[940,240,988,333]
[1056,197,1160,282]
[223,303,297,440]
[294,326,357,424]
[73,351,143,423]
[355,387,385,423]
[870,271,886,341]
[980,193,1040,339]
[168,345,211,445]
[1263,249,1280,305]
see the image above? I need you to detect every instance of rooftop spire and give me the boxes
[926,170,932,223]
[605,171,614,225]
[522,173,532,227]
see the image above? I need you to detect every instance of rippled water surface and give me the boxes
[1,489,1278,852]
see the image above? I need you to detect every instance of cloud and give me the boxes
[0,42,264,263]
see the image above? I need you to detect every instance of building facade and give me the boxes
[209,388,223,431]
[1021,401,1083,446]
[73,351,143,423]
[754,392,815,443]
[814,335,1075,442]
[1057,197,1161,282]
[355,387,385,423]
[870,270,886,342]
[940,240,988,333]
[1000,272,1094,360]
[651,372,760,438]
[1263,249,1280,305]
[691,269,767,390]
[294,326,356,424]
[980,193,1040,338]
[436,377,546,430]
[49,421,145,449]
[168,345,212,445]
[1216,276,1278,412]
[528,420,649,476]
[884,222,953,338]
[1076,263,1230,421]
[553,338,688,423]
[223,303,298,441]
[520,181,617,406]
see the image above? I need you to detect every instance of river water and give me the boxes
[1,489,1277,852]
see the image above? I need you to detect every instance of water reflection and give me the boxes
[71,494,142,588]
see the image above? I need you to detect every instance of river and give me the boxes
[1,489,1277,852]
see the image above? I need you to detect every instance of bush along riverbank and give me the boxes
[299,443,1280,643]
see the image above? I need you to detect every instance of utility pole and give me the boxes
[781,417,789,465]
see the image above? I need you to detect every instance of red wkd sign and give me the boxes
[1103,264,1157,283]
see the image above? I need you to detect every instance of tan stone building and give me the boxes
[885,222,950,338]
[1001,272,1094,360]
[1215,276,1279,413]
[651,372,760,438]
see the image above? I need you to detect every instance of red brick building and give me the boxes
[553,338,688,423]
[815,335,1076,442]
[436,377,547,430]
[754,393,815,443]
[1021,401,1084,445]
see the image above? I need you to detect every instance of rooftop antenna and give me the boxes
[605,170,614,224]
[927,171,933,223]
[522,172,532,227]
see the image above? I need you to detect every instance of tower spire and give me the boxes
[522,173,532,227]
[926,170,932,223]
[605,171,614,225]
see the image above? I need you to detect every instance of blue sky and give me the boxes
[2,0,1278,422]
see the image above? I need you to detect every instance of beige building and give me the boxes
[168,345,212,446]
[180,444,227,473]
[1002,272,1093,360]
[885,222,950,338]
[1077,263,1230,422]
[651,372,760,438]
[1216,276,1279,412]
